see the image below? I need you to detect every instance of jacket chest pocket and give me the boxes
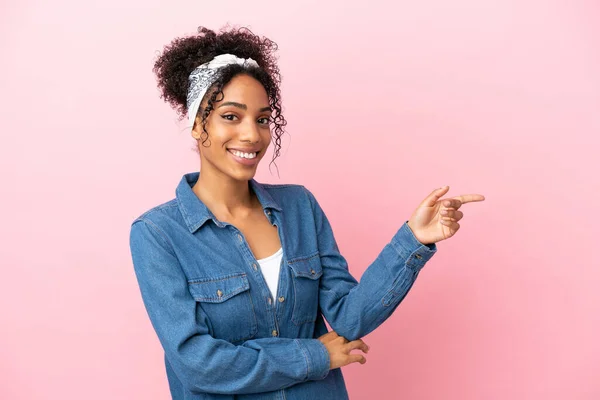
[187,273,258,343]
[287,253,323,326]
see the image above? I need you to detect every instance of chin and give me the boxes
[228,167,259,182]
[227,156,264,181]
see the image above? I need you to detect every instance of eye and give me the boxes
[221,114,238,121]
[258,117,271,125]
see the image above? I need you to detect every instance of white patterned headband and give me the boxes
[186,53,260,129]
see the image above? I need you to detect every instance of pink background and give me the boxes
[1,0,599,399]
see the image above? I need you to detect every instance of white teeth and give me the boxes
[230,150,257,159]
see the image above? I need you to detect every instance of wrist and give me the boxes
[406,221,425,245]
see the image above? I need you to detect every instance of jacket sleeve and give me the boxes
[304,188,437,341]
[129,219,330,395]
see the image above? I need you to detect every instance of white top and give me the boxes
[257,248,283,300]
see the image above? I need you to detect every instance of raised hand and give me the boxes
[407,186,485,245]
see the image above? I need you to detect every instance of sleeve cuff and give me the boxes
[295,339,330,381]
[391,222,437,272]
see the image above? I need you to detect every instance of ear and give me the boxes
[191,116,203,140]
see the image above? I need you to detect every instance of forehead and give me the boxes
[219,74,269,105]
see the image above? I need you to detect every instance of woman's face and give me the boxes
[193,74,272,182]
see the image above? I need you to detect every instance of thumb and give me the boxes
[420,186,450,207]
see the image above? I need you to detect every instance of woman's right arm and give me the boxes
[130,219,346,395]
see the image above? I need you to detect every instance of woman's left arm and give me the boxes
[304,186,484,341]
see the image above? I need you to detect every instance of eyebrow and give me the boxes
[217,102,271,112]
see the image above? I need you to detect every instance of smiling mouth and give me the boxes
[228,149,259,159]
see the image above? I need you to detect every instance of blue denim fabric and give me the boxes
[129,172,437,399]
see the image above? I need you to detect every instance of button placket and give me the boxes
[272,249,288,321]
[231,227,284,341]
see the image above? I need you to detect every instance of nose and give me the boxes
[239,119,261,143]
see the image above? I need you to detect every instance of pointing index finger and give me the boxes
[452,194,486,204]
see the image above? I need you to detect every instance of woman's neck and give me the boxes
[192,169,258,220]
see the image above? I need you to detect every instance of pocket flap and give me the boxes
[287,253,323,280]
[188,274,250,303]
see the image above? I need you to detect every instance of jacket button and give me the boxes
[216,290,223,298]
[252,263,258,271]
[310,269,315,275]
[272,330,278,337]
[278,296,285,303]
[237,234,243,242]
[415,254,423,259]
[267,297,272,305]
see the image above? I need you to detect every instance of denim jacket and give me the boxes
[129,172,437,400]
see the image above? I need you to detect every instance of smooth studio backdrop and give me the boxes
[1,0,599,399]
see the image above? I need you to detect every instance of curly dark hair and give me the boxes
[153,26,287,167]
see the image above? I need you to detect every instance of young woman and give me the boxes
[129,26,485,400]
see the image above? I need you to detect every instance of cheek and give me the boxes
[203,122,230,146]
[261,129,272,145]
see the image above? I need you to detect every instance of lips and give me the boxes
[228,149,259,159]
[227,146,262,154]
[227,149,260,166]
